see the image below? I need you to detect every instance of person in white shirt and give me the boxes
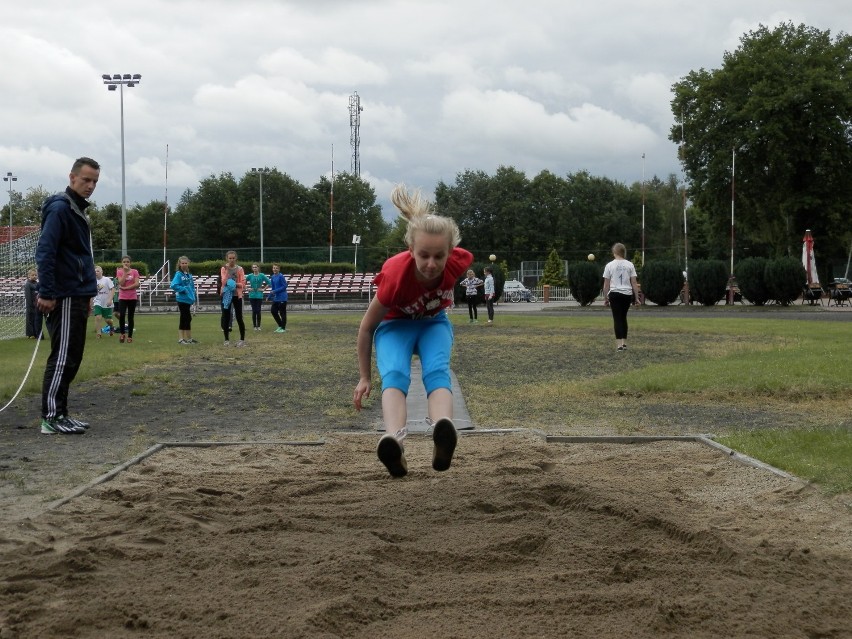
[93,265,115,338]
[483,266,495,324]
[602,243,641,351]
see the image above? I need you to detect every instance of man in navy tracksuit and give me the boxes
[35,157,100,435]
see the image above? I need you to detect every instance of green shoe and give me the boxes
[41,417,85,435]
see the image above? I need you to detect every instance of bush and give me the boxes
[690,260,728,306]
[568,261,601,306]
[735,257,770,306]
[765,257,807,306]
[640,260,683,306]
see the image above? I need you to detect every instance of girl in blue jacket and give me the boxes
[170,256,197,344]
[268,263,288,333]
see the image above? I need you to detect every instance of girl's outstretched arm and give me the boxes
[354,296,389,411]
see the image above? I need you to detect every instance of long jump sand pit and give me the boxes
[1,431,850,638]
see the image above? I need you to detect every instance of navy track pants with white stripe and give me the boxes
[42,296,89,420]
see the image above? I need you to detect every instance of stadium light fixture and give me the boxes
[352,234,361,273]
[102,72,142,256]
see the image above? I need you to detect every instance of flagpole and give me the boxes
[163,144,169,275]
[641,152,645,268]
[728,146,735,304]
[681,113,689,304]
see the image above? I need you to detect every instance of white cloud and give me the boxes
[260,47,389,86]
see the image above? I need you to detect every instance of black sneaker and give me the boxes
[377,433,408,478]
[431,418,458,471]
[41,417,85,435]
[63,415,90,430]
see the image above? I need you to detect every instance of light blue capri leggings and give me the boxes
[374,313,454,396]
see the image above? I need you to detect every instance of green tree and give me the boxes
[127,201,168,252]
[248,170,325,250]
[88,204,121,254]
[539,248,568,286]
[671,22,852,262]
[311,172,388,251]
[1,186,52,227]
[170,173,243,249]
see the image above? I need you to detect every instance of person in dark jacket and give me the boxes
[23,268,44,338]
[35,157,100,435]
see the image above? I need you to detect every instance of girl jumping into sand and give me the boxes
[353,185,473,478]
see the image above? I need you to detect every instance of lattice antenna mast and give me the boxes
[349,91,363,176]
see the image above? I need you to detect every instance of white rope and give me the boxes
[0,329,44,414]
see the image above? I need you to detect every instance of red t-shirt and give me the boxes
[375,247,473,320]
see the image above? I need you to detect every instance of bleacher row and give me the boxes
[0,274,377,302]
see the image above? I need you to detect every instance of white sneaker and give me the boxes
[236,340,246,348]
[223,340,230,347]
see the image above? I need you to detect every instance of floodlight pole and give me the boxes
[251,168,270,263]
[329,147,334,263]
[4,171,17,267]
[102,73,142,257]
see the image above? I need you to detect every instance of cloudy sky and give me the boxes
[0,1,847,219]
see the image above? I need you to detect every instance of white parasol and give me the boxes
[802,229,820,286]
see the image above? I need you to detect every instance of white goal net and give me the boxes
[0,228,40,341]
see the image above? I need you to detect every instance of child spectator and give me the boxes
[92,266,115,338]
[483,266,495,324]
[460,269,484,323]
[246,263,271,331]
[220,250,247,347]
[268,263,288,333]
[170,256,198,344]
[116,256,140,343]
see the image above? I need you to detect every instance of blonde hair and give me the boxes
[612,243,627,258]
[391,184,461,249]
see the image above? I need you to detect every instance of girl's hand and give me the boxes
[353,378,372,411]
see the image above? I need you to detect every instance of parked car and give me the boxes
[502,280,537,303]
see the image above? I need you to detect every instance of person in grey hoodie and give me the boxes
[35,157,100,435]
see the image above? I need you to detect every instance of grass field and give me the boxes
[1,310,850,494]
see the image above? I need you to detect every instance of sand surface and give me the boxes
[1,431,850,638]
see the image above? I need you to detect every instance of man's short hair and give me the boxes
[71,157,100,173]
